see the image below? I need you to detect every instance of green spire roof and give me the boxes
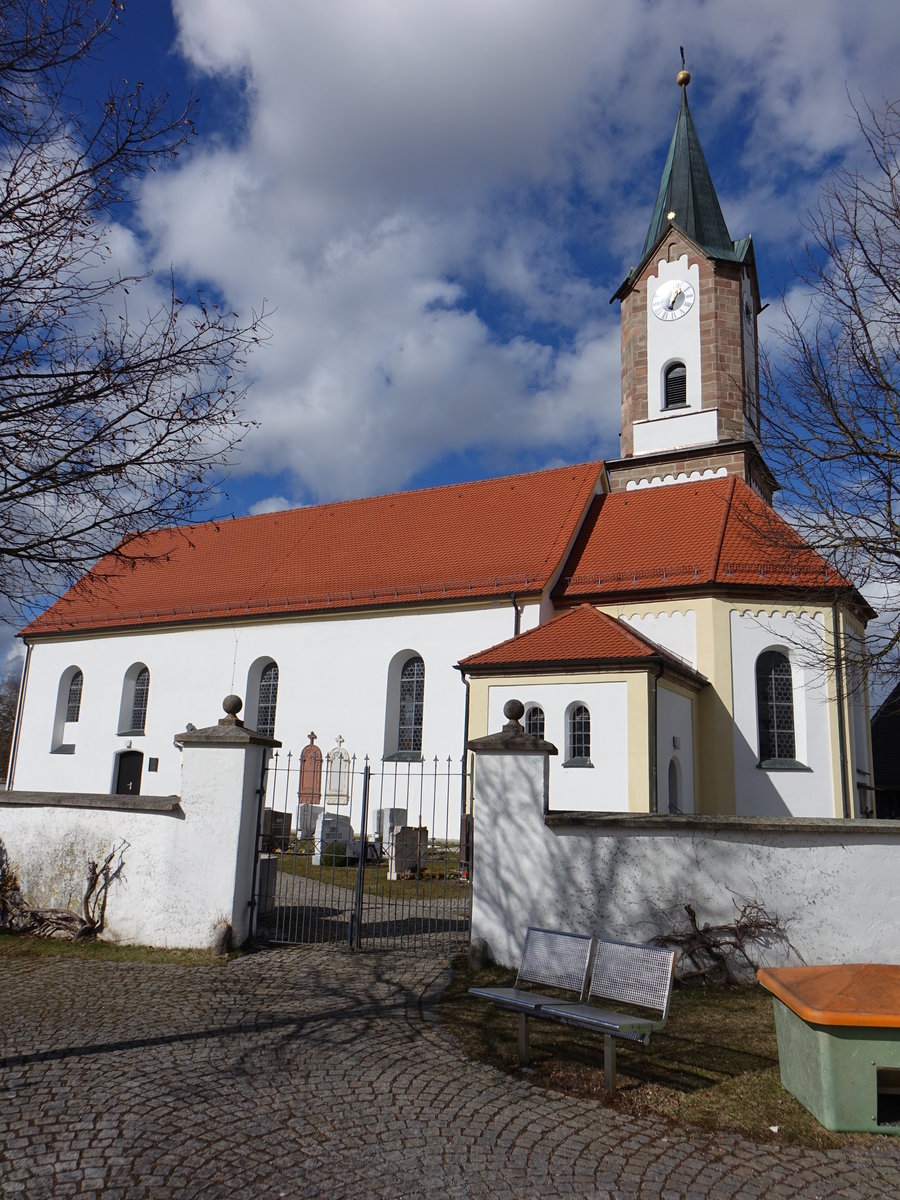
[641,83,737,262]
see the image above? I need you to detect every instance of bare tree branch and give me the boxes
[763,97,900,687]
[0,1,267,612]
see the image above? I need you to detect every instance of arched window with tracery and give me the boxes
[525,705,545,739]
[256,661,279,738]
[565,703,592,765]
[130,668,150,734]
[756,650,795,762]
[118,663,150,735]
[66,670,83,723]
[398,655,425,755]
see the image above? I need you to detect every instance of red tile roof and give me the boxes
[554,476,849,603]
[459,603,703,681]
[23,462,603,636]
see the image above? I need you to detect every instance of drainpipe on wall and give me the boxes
[649,667,661,814]
[510,595,521,636]
[6,642,31,789]
[832,603,852,818]
[458,669,473,879]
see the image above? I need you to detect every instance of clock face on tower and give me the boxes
[651,278,696,321]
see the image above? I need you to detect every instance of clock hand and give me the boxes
[667,283,682,309]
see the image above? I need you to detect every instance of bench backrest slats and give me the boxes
[589,939,676,1020]
[516,927,593,995]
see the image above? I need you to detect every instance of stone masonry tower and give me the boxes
[607,66,776,501]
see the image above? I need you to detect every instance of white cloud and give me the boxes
[132,0,900,508]
[248,495,294,516]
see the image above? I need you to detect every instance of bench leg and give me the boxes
[603,1034,616,1093]
[518,1012,530,1066]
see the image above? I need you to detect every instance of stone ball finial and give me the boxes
[223,694,243,717]
[503,699,525,725]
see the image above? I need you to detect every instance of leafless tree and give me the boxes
[0,665,21,781]
[0,0,265,612]
[763,98,900,687]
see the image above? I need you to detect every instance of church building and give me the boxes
[7,71,874,824]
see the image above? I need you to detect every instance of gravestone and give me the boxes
[296,804,323,840]
[388,826,428,880]
[324,736,351,806]
[312,811,353,865]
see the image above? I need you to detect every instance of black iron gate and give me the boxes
[253,750,472,952]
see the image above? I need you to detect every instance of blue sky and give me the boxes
[4,0,900,675]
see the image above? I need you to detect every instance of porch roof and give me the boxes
[458,603,705,686]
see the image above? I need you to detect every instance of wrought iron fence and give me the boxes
[255,750,471,952]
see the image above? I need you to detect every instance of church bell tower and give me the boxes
[607,65,776,501]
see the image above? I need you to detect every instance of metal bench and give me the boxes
[468,926,593,1066]
[541,937,677,1091]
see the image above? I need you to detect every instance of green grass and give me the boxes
[274,846,469,901]
[442,957,882,1150]
[0,932,240,966]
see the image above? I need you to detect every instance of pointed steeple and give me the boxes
[641,64,737,262]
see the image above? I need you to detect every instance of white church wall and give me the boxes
[657,685,694,813]
[729,609,838,818]
[12,600,535,807]
[616,607,698,669]
[486,680,632,812]
[470,746,900,972]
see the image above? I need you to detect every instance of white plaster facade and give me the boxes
[486,680,630,813]
[11,599,539,805]
[730,609,839,818]
[657,684,695,814]
[620,609,698,669]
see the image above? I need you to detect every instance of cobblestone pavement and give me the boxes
[2,947,900,1199]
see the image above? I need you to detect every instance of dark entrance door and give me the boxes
[115,750,143,795]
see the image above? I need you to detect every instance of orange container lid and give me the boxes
[757,964,900,1028]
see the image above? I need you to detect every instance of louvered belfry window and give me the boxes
[398,656,425,753]
[257,662,279,738]
[756,651,796,761]
[664,361,687,408]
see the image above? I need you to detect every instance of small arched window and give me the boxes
[51,665,84,752]
[256,661,279,738]
[756,651,796,762]
[398,655,425,754]
[66,670,83,723]
[664,361,687,409]
[525,705,545,739]
[566,704,591,765]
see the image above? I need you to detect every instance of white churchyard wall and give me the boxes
[1,715,272,948]
[470,736,900,972]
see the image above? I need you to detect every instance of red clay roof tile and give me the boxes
[23,462,604,636]
[554,476,846,601]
